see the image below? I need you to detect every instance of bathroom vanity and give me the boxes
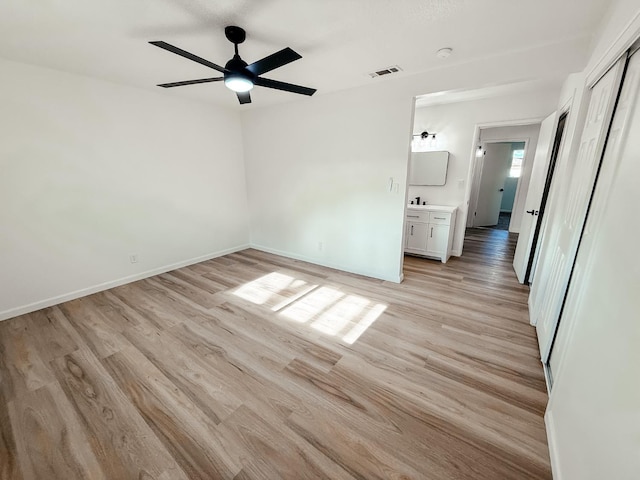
[404,205,457,263]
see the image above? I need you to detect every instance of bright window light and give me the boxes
[510,149,525,177]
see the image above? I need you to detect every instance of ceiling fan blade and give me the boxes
[254,77,316,96]
[149,41,226,73]
[157,77,224,88]
[237,91,252,104]
[246,47,302,76]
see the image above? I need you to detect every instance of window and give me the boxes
[509,149,525,177]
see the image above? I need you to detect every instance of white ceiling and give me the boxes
[0,0,611,110]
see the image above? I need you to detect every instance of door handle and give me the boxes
[526,210,540,216]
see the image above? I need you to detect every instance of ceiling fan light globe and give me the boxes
[224,76,254,92]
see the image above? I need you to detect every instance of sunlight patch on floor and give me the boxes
[280,286,345,323]
[232,272,387,344]
[342,303,387,344]
[233,272,316,307]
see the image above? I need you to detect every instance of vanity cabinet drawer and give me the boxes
[406,210,430,222]
[429,212,451,225]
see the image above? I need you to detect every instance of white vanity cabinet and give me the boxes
[404,206,457,263]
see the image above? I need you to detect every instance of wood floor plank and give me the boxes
[217,404,357,480]
[58,298,131,359]
[24,307,79,362]
[108,281,186,330]
[50,349,189,480]
[0,316,53,402]
[283,355,546,480]
[1,227,551,479]
[119,319,245,424]
[0,388,21,480]
[102,346,243,480]
[7,383,106,480]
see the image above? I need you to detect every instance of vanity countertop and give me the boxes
[407,204,457,213]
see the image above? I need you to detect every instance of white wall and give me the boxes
[242,87,412,282]
[0,58,250,320]
[240,38,587,282]
[410,95,552,253]
[538,0,640,478]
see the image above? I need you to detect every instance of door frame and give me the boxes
[522,110,569,284]
[469,140,526,228]
[461,118,544,255]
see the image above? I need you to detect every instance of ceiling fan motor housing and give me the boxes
[225,55,253,82]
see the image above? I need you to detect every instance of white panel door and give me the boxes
[533,57,626,362]
[513,112,557,284]
[474,143,512,227]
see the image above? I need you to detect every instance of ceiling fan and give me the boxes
[150,26,316,105]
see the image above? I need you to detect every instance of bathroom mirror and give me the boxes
[409,151,449,186]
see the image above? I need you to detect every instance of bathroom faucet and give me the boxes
[415,196,421,205]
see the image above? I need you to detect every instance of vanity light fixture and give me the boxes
[413,130,437,141]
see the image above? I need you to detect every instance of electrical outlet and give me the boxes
[129,254,138,264]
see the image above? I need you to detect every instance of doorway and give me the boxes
[465,122,542,243]
[471,141,525,230]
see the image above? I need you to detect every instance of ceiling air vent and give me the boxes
[369,65,403,78]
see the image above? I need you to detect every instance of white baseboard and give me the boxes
[545,410,562,480]
[452,248,462,257]
[529,295,537,326]
[249,244,403,283]
[0,244,250,322]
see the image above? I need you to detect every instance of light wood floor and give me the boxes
[0,228,550,479]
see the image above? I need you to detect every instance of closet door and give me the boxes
[545,48,640,480]
[531,57,626,363]
[549,49,640,378]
